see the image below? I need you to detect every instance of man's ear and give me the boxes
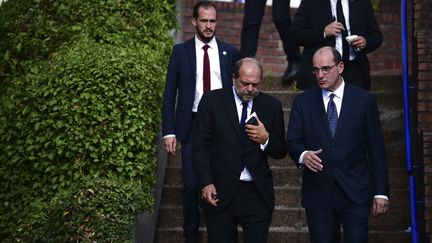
[191,18,197,27]
[338,62,344,74]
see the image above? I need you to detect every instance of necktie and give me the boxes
[327,94,338,137]
[203,44,211,93]
[240,101,248,140]
[336,0,349,62]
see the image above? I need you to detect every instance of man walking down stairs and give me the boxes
[155,73,411,242]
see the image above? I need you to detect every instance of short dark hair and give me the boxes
[193,1,218,19]
[233,58,263,80]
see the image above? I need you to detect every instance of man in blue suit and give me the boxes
[162,1,240,242]
[286,47,389,243]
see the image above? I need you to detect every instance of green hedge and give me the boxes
[0,0,176,240]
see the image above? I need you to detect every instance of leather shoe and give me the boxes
[282,61,299,84]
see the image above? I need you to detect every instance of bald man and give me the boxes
[193,58,286,243]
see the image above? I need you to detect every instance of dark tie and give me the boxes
[336,0,349,62]
[327,94,338,137]
[203,44,211,93]
[240,101,248,140]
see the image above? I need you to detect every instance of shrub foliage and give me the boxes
[0,0,176,240]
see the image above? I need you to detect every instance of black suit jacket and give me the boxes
[287,84,389,208]
[193,88,287,211]
[162,38,240,141]
[291,0,383,90]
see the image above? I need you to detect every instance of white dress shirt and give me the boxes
[330,0,356,60]
[193,36,223,112]
[232,87,268,181]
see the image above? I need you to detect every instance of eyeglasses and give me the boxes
[311,64,338,75]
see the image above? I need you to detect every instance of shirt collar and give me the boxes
[232,86,252,108]
[195,35,217,50]
[322,78,345,100]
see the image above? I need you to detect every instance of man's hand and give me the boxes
[303,149,323,172]
[164,137,177,156]
[324,21,345,37]
[201,184,219,207]
[372,197,389,216]
[350,36,367,51]
[245,116,269,144]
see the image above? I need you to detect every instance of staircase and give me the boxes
[154,76,412,243]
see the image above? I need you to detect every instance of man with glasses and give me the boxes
[286,46,389,243]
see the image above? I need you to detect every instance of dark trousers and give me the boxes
[203,181,272,243]
[305,182,371,243]
[240,0,300,62]
[181,132,199,243]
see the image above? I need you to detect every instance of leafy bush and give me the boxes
[0,0,175,84]
[0,0,176,240]
[34,176,149,242]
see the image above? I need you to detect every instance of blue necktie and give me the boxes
[240,101,248,140]
[327,94,338,137]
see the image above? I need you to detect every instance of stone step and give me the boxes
[155,223,410,243]
[167,130,406,169]
[162,162,408,191]
[259,75,404,93]
[269,90,403,111]
[155,228,410,243]
[160,185,302,208]
[160,182,410,210]
[157,205,410,229]
[163,166,302,187]
[282,108,404,132]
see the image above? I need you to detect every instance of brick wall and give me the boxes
[180,0,403,77]
[423,132,432,243]
[416,0,432,240]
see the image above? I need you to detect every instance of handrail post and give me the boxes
[401,0,419,242]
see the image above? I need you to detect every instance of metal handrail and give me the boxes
[401,0,419,242]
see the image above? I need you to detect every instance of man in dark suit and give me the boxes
[162,1,240,242]
[291,0,383,90]
[240,0,300,84]
[286,47,389,243]
[193,58,286,243]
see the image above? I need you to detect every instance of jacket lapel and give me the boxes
[333,84,355,142]
[216,39,230,87]
[311,88,333,139]
[221,89,244,141]
[187,38,197,81]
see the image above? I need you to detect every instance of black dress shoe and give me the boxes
[282,61,299,84]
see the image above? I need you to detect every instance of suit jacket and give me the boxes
[286,84,389,208]
[291,0,383,90]
[162,38,240,141]
[193,88,287,211]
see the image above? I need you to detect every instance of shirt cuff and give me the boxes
[299,150,309,164]
[374,195,389,201]
[260,137,269,151]
[163,134,176,139]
